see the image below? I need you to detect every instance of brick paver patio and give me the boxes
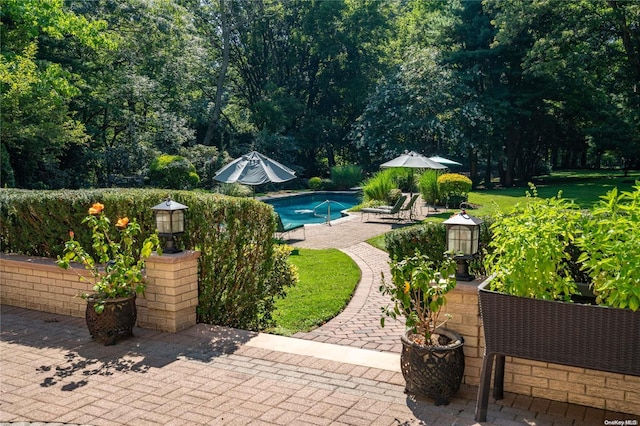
[1,211,637,425]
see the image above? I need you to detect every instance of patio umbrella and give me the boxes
[380,151,448,170]
[429,155,462,166]
[380,151,447,197]
[214,150,296,186]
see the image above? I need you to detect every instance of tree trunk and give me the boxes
[204,0,231,146]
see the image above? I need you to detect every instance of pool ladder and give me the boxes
[313,200,348,226]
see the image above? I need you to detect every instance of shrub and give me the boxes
[215,182,254,197]
[385,223,447,268]
[362,169,397,203]
[330,165,362,190]
[0,188,294,331]
[148,154,200,189]
[388,188,403,205]
[438,173,472,208]
[419,170,441,205]
[308,177,323,190]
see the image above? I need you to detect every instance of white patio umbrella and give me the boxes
[214,151,296,186]
[429,155,462,166]
[380,151,448,170]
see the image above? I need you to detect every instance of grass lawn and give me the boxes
[366,170,640,251]
[267,248,361,336]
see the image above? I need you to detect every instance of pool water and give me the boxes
[265,192,360,226]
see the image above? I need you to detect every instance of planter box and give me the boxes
[475,276,640,422]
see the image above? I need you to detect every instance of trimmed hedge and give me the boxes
[0,188,294,330]
[385,219,494,276]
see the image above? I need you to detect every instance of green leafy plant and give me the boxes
[419,170,441,205]
[308,177,322,190]
[330,165,362,190]
[362,169,397,202]
[57,202,162,313]
[576,182,640,311]
[484,185,582,301]
[148,154,200,189]
[438,173,472,207]
[380,252,457,344]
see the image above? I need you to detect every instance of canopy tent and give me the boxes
[214,151,296,186]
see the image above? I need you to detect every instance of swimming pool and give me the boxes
[264,192,361,226]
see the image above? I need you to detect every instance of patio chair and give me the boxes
[361,195,407,222]
[275,213,305,240]
[400,194,420,220]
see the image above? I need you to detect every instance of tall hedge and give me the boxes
[0,188,290,330]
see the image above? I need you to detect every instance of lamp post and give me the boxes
[151,197,188,253]
[443,210,483,281]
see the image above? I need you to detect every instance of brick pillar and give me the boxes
[137,250,200,333]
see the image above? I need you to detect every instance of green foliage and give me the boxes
[308,177,323,191]
[0,189,291,330]
[362,169,398,203]
[485,186,582,301]
[576,183,640,311]
[56,202,162,313]
[385,223,447,269]
[438,173,472,198]
[380,252,457,342]
[215,182,254,197]
[330,165,362,190]
[148,155,200,190]
[419,170,441,205]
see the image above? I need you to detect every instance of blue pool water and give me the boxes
[265,192,361,226]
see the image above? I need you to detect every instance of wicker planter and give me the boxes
[401,328,465,406]
[85,293,137,346]
[475,276,640,421]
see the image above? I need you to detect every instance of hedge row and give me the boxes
[0,188,293,330]
[384,218,494,276]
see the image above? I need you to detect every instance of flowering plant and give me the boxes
[57,202,162,313]
[380,252,457,345]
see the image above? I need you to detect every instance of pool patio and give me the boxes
[1,212,637,425]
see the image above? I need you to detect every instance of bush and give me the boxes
[419,170,441,205]
[308,177,322,190]
[362,169,397,203]
[215,182,254,197]
[385,223,447,268]
[438,173,472,207]
[330,165,362,190]
[0,188,294,331]
[148,154,200,189]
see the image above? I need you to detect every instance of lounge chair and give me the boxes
[361,195,407,222]
[275,213,305,240]
[400,194,420,220]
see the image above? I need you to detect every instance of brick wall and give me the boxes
[0,251,200,333]
[447,279,640,416]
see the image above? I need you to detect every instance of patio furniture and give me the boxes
[275,213,305,240]
[400,194,420,220]
[361,195,407,221]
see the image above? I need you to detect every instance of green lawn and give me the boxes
[366,170,640,250]
[267,248,361,336]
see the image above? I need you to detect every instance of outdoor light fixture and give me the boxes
[443,210,483,281]
[151,197,188,253]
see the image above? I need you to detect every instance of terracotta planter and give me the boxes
[400,328,465,406]
[85,293,137,345]
[475,276,640,422]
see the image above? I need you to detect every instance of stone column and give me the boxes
[137,250,200,333]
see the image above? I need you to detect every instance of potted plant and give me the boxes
[57,202,162,345]
[475,184,640,422]
[380,252,464,406]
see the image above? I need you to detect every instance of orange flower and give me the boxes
[403,281,410,294]
[69,230,74,239]
[115,217,129,229]
[88,202,104,215]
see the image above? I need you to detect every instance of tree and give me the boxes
[0,0,113,188]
